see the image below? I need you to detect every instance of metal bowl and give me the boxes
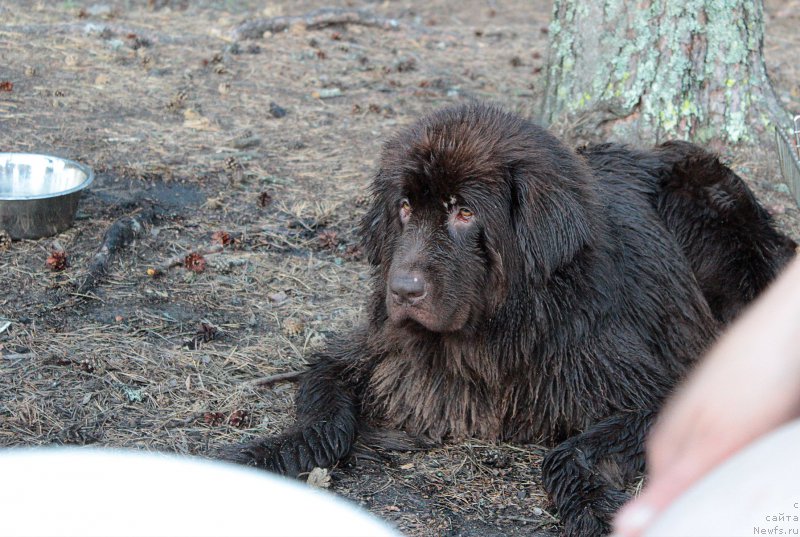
[0,153,94,239]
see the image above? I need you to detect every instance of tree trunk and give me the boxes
[542,0,789,145]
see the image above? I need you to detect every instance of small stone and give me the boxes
[269,101,287,118]
[774,183,791,195]
[316,88,342,99]
[268,291,288,303]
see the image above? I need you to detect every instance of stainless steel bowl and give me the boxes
[0,153,94,239]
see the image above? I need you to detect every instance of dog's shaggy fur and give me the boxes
[222,104,796,535]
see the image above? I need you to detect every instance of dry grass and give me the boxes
[0,1,798,536]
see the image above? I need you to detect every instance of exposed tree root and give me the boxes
[77,207,155,294]
[233,7,401,40]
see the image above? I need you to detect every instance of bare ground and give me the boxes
[0,1,798,536]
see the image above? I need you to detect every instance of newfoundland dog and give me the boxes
[222,103,796,535]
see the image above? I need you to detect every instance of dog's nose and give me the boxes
[390,272,427,304]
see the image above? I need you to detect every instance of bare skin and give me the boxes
[612,255,800,537]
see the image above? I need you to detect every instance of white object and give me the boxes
[645,419,800,537]
[0,448,402,537]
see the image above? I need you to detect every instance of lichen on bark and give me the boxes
[542,0,789,145]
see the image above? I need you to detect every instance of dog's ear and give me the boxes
[359,170,396,266]
[509,159,596,282]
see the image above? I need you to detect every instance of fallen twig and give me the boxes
[233,7,401,40]
[77,207,155,294]
[244,370,304,389]
[148,244,224,276]
[1,22,197,45]
[67,292,103,301]
[1,353,33,360]
[163,412,204,429]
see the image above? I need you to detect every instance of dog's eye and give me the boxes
[456,207,474,222]
[400,199,412,223]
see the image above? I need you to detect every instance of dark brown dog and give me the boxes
[222,103,796,535]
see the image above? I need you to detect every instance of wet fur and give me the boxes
[221,104,796,535]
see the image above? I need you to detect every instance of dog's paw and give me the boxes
[562,509,612,537]
[212,443,259,466]
[213,439,278,469]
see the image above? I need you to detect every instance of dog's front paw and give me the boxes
[215,432,322,477]
[562,508,612,537]
[559,488,628,537]
[214,438,280,470]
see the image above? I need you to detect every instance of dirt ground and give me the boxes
[1,1,799,536]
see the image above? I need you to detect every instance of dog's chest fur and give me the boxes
[361,336,548,443]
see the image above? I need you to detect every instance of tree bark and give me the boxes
[542,0,789,145]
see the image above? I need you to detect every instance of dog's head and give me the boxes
[361,103,597,334]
